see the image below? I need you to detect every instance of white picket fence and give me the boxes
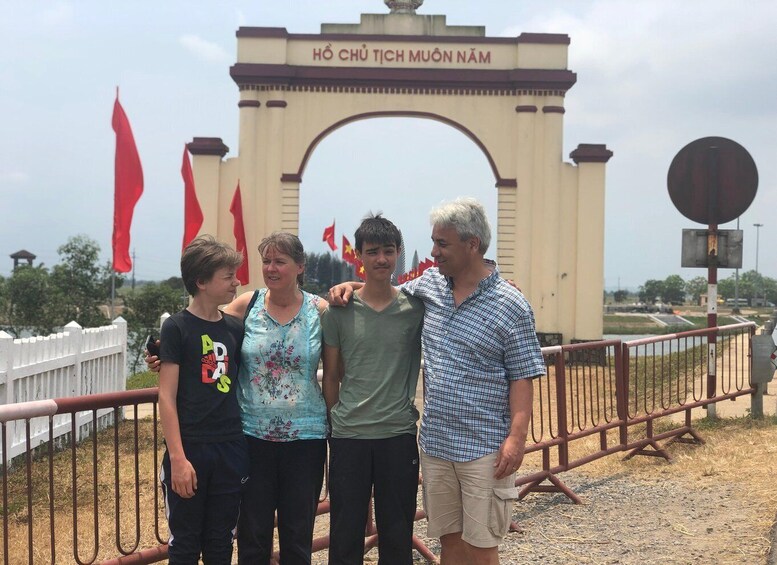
[0,317,128,462]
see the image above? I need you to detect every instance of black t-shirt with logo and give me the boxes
[160,309,244,443]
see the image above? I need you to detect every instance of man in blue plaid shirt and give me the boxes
[403,197,545,564]
[331,197,545,564]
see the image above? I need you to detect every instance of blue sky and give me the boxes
[1,1,775,289]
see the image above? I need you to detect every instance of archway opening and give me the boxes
[297,117,498,284]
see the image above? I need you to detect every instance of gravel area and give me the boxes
[401,470,765,565]
[301,468,766,564]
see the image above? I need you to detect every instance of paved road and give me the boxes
[651,313,693,327]
[669,327,775,422]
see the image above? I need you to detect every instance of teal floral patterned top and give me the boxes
[237,289,328,441]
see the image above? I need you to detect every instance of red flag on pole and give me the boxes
[342,235,357,265]
[323,221,337,251]
[181,146,203,251]
[111,89,144,273]
[355,259,366,281]
[229,182,249,285]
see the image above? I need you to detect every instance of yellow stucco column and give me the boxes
[570,144,613,340]
[262,96,288,233]
[187,137,230,239]
[536,101,565,332]
[512,100,538,297]
[236,93,261,285]
[557,161,579,342]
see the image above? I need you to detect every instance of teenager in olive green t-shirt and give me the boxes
[321,214,424,565]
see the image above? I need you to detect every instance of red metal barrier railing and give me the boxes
[519,340,624,502]
[0,389,437,565]
[0,389,162,565]
[518,322,755,501]
[620,323,755,460]
[0,323,757,562]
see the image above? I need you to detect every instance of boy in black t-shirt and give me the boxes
[158,235,248,564]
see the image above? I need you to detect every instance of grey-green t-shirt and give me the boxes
[321,291,424,439]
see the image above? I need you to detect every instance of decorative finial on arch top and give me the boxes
[384,0,423,14]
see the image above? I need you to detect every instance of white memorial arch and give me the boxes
[187,2,612,341]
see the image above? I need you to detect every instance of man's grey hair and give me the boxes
[429,197,491,255]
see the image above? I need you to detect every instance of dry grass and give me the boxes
[2,414,164,565]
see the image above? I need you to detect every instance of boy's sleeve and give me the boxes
[159,317,185,365]
[320,307,340,348]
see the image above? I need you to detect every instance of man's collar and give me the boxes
[479,260,500,289]
[445,259,500,289]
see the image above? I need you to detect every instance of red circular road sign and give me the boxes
[667,136,758,225]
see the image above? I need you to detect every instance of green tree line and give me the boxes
[0,235,118,335]
[0,235,188,372]
[612,271,777,305]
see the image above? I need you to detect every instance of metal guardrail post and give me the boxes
[554,351,569,469]
[616,343,628,448]
[752,383,764,419]
[752,324,764,419]
[752,316,777,419]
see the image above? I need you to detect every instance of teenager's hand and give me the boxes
[328,282,355,307]
[171,457,198,498]
[505,279,522,292]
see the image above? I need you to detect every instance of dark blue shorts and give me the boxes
[161,437,249,565]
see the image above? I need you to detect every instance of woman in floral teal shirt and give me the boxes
[225,232,329,565]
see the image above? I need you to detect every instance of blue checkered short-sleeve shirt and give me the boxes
[402,265,545,462]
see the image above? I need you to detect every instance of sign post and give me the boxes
[667,136,758,418]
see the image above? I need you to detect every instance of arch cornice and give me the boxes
[231,63,576,94]
[280,111,516,188]
[236,27,571,46]
[187,137,229,157]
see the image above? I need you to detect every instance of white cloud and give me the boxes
[0,171,29,184]
[179,34,231,63]
[236,9,248,28]
[40,2,74,30]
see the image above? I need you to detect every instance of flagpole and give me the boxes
[110,269,115,319]
[111,83,117,320]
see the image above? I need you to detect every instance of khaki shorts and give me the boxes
[420,450,520,548]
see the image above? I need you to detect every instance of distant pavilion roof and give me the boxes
[10,250,36,260]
